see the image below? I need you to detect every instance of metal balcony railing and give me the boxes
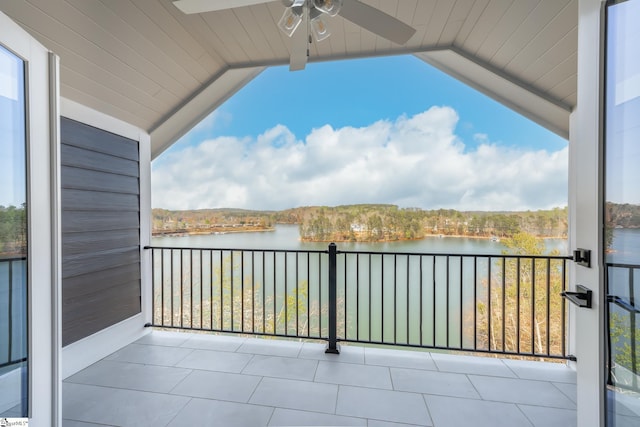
[606,262,640,393]
[147,244,572,360]
[0,256,27,370]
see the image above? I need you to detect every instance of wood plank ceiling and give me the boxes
[0,0,577,152]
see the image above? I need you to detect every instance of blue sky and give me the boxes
[152,55,568,211]
[0,44,27,208]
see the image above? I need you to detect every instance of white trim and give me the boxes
[48,51,61,427]
[150,49,574,158]
[140,134,152,326]
[1,10,58,427]
[568,110,578,368]
[0,13,32,57]
[571,1,607,426]
[27,39,55,427]
[58,99,152,379]
[415,49,571,139]
[61,314,149,379]
[60,97,143,141]
[150,66,265,159]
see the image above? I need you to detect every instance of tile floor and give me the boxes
[62,331,578,427]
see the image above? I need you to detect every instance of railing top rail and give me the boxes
[606,261,640,269]
[144,245,570,260]
[337,249,572,259]
[0,255,27,262]
[144,245,328,255]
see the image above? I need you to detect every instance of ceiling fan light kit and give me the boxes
[308,6,331,41]
[172,0,416,71]
[277,5,303,37]
[310,14,330,42]
[278,0,342,41]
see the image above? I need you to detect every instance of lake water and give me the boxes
[152,224,570,255]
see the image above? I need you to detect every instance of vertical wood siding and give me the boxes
[61,117,141,346]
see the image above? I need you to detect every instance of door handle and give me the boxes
[607,295,640,313]
[561,284,592,308]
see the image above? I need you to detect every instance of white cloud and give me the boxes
[151,106,568,211]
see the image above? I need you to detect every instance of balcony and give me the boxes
[62,330,577,427]
[58,245,578,426]
[0,245,578,425]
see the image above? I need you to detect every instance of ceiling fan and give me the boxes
[173,0,417,71]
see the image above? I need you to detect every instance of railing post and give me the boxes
[326,243,340,354]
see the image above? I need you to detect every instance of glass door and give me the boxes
[604,1,640,425]
[0,43,28,418]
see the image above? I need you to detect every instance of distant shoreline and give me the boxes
[153,225,565,241]
[300,233,565,243]
[152,226,275,237]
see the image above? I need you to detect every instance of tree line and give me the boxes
[294,204,568,242]
[148,202,640,245]
[0,204,27,256]
[152,208,274,233]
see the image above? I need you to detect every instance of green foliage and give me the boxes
[152,207,275,234]
[477,231,566,356]
[502,232,548,256]
[606,202,640,228]
[297,205,567,242]
[609,312,640,379]
[0,204,27,255]
[603,202,640,252]
[152,204,570,243]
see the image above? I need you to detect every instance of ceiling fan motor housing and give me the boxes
[281,0,343,16]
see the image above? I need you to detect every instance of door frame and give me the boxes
[601,0,640,425]
[571,1,608,426]
[0,10,61,427]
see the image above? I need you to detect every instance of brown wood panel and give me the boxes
[61,144,139,178]
[62,188,139,212]
[61,117,139,161]
[61,118,141,346]
[62,247,140,279]
[62,210,139,233]
[62,230,140,256]
[62,165,139,194]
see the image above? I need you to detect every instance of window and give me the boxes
[604,1,640,425]
[0,43,28,418]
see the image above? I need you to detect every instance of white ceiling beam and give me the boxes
[150,66,265,159]
[416,48,571,139]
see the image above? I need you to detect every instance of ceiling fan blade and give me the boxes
[289,10,308,71]
[173,0,274,14]
[339,0,416,45]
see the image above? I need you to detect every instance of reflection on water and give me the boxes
[608,228,640,265]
